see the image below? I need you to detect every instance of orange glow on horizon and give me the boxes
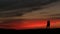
[0,19,60,30]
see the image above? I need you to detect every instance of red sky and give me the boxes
[0,19,60,30]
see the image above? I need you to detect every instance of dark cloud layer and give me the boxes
[0,0,59,17]
[0,0,57,9]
